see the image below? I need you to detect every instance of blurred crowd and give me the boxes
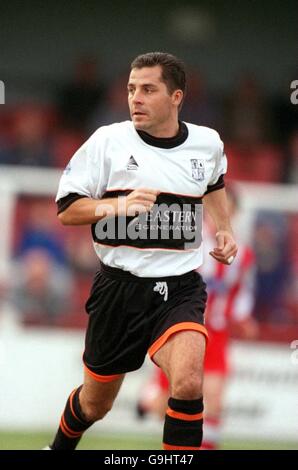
[5,197,98,328]
[0,58,297,183]
[0,58,297,333]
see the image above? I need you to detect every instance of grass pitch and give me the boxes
[0,430,297,450]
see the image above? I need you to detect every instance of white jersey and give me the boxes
[56,120,227,277]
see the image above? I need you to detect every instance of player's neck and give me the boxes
[136,121,188,149]
[148,121,179,139]
[144,121,180,139]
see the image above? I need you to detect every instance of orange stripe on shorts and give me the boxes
[84,364,122,383]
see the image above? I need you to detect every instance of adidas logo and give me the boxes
[127,155,139,170]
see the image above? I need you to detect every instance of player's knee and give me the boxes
[81,398,114,422]
[171,373,203,399]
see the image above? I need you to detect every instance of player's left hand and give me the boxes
[209,230,238,265]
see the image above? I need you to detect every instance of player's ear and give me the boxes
[172,89,183,107]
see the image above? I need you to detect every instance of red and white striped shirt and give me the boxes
[199,234,255,331]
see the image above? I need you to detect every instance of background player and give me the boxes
[136,185,258,450]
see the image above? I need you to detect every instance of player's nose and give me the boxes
[132,89,143,103]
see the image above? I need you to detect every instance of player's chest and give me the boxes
[105,142,215,196]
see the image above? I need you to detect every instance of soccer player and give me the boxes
[136,186,257,450]
[45,52,237,450]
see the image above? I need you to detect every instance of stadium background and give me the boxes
[0,0,297,450]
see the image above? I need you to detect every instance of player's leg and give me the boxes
[201,372,226,450]
[153,330,206,450]
[80,369,125,421]
[49,371,125,450]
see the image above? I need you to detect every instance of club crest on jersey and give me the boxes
[190,159,205,181]
[127,155,139,170]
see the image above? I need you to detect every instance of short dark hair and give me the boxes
[130,52,186,95]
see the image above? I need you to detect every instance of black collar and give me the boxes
[136,121,188,149]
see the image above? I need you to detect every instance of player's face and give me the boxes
[127,65,183,137]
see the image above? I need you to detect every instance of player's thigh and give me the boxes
[81,370,125,408]
[153,330,206,383]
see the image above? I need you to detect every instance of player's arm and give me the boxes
[58,196,118,225]
[57,188,159,226]
[204,188,238,264]
[56,128,160,226]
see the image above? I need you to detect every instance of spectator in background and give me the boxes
[224,75,284,183]
[0,106,53,167]
[17,200,66,266]
[65,228,98,275]
[253,212,291,324]
[52,131,84,168]
[224,74,271,144]
[91,73,129,128]
[10,248,73,326]
[285,215,298,324]
[57,57,105,133]
[283,129,298,184]
[180,70,222,131]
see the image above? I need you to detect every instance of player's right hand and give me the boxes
[124,188,160,216]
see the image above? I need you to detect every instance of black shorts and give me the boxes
[83,263,208,382]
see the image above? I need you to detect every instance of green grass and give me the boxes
[0,431,297,450]
[222,440,298,450]
[0,431,160,450]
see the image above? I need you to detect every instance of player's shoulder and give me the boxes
[185,122,222,145]
[91,120,133,140]
[84,121,133,158]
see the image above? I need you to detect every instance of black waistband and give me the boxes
[99,262,195,283]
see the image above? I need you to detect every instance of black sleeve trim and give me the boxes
[204,174,225,195]
[57,193,89,214]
